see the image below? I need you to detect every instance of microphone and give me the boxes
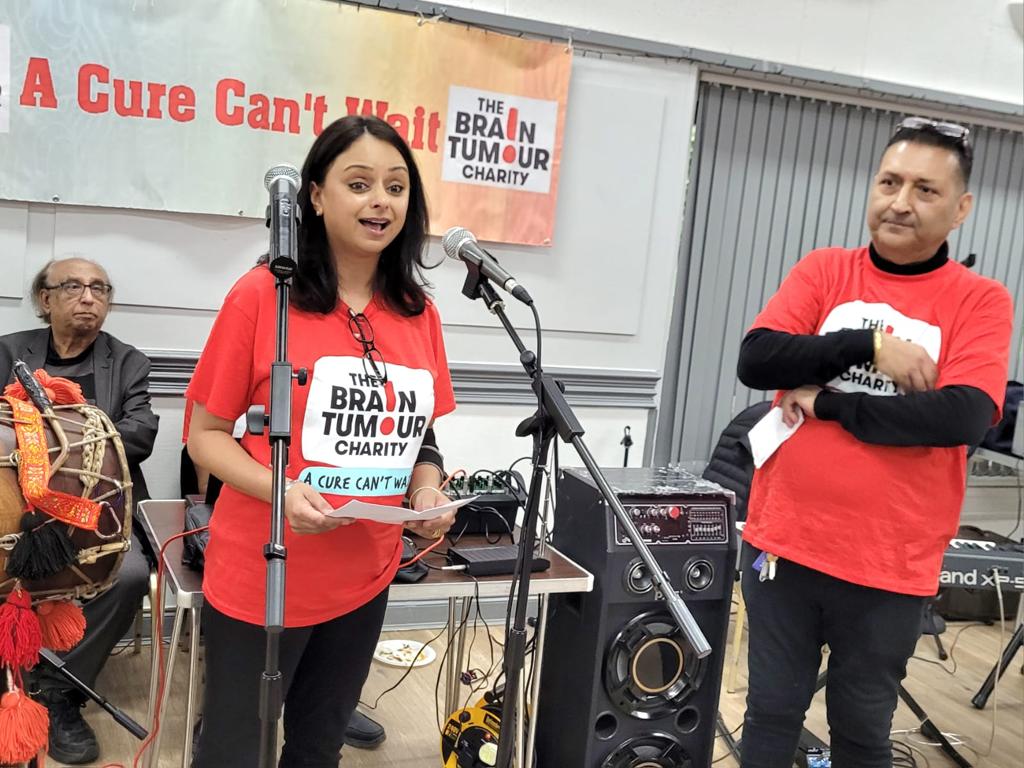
[442,227,532,305]
[264,164,301,267]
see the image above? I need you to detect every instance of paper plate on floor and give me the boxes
[373,639,436,667]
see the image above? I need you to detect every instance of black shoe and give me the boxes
[344,709,386,749]
[39,689,100,765]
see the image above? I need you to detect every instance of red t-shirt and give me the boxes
[743,246,1013,596]
[186,267,456,626]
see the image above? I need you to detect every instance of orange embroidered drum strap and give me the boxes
[2,396,101,530]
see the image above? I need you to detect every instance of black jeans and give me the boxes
[740,545,926,768]
[192,587,389,768]
[35,534,151,694]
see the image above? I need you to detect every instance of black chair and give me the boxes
[701,400,770,523]
[700,401,769,697]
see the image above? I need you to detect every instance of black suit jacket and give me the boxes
[0,327,159,503]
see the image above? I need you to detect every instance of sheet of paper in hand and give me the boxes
[748,406,804,468]
[327,495,478,524]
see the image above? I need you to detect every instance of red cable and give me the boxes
[401,534,446,566]
[124,525,209,768]
[401,469,462,566]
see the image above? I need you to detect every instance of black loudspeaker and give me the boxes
[536,468,737,768]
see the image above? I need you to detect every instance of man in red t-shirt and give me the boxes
[735,119,1014,767]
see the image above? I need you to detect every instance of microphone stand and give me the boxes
[37,648,148,740]
[247,188,306,768]
[620,425,633,467]
[26,650,148,768]
[457,264,711,768]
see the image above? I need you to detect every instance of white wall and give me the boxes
[438,0,1024,107]
[961,486,1023,539]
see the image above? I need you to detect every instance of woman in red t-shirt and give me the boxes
[186,116,456,768]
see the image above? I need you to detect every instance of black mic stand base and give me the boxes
[971,622,1023,709]
[35,648,149,741]
[716,713,741,762]
[971,595,1024,709]
[898,684,972,768]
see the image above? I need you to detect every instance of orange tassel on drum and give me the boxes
[3,368,86,406]
[35,600,86,652]
[0,588,42,670]
[0,685,49,765]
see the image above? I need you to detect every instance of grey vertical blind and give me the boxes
[656,81,1024,465]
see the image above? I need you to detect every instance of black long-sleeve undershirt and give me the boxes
[737,327,996,448]
[814,385,994,447]
[737,327,875,390]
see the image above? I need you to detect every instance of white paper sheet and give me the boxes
[327,495,478,524]
[748,406,804,468]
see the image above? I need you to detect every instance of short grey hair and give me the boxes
[30,257,114,323]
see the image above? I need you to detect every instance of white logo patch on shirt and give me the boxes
[819,301,942,396]
[299,357,435,497]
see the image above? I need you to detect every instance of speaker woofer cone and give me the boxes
[630,637,683,694]
[684,558,714,592]
[603,611,708,719]
[600,732,692,768]
[624,558,654,595]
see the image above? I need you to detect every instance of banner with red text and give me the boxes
[0,0,572,245]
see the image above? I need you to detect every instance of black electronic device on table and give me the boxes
[447,472,524,538]
[447,545,550,577]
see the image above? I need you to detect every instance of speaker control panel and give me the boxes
[614,503,729,546]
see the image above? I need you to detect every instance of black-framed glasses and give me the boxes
[896,116,970,144]
[347,310,388,384]
[44,280,113,299]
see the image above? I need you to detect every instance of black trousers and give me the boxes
[740,545,926,768]
[35,534,151,693]
[192,587,389,768]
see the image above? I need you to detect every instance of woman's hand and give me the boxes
[284,482,354,535]
[405,486,456,540]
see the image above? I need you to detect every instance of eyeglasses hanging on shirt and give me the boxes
[347,309,388,385]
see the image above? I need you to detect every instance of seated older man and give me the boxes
[0,257,157,765]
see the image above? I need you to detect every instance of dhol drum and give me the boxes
[0,400,133,600]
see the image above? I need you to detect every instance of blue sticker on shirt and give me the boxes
[298,467,411,497]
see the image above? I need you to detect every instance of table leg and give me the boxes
[445,597,458,719]
[149,605,185,768]
[524,594,548,768]
[727,583,746,694]
[146,572,161,727]
[514,672,527,768]
[133,597,144,656]
[445,597,474,717]
[452,597,473,710]
[182,606,202,768]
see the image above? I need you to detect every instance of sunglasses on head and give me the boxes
[896,116,970,143]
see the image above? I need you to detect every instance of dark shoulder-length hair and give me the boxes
[277,115,432,317]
